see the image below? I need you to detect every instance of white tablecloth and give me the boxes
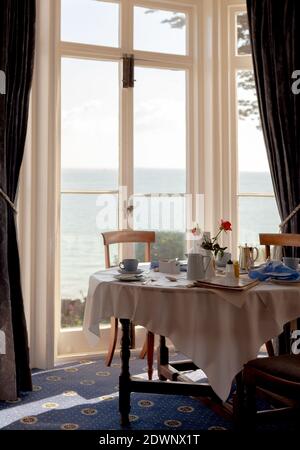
[83,266,300,401]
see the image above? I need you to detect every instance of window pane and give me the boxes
[61,193,118,328]
[134,6,186,55]
[134,67,186,193]
[61,0,119,47]
[239,197,280,246]
[133,66,186,258]
[133,195,186,232]
[135,231,186,262]
[237,70,273,193]
[133,195,186,261]
[135,169,186,194]
[236,12,251,55]
[61,168,118,191]
[61,58,119,190]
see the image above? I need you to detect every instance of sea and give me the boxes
[61,168,280,300]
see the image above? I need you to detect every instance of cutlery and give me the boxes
[142,278,156,285]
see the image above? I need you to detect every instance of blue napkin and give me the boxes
[249,261,300,281]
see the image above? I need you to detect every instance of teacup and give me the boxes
[119,258,139,272]
[282,257,300,270]
[216,252,232,268]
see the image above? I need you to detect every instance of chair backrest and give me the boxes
[259,233,300,259]
[101,230,156,268]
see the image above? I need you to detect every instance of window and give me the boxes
[60,58,120,329]
[236,12,251,56]
[58,0,196,352]
[229,7,280,249]
[133,66,187,260]
[61,0,119,47]
[134,6,187,55]
[237,70,280,245]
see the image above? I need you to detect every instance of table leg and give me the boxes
[157,335,169,381]
[129,322,135,349]
[147,331,154,380]
[119,319,131,426]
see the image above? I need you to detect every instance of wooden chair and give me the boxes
[259,233,300,357]
[101,230,155,379]
[259,233,300,259]
[233,233,300,428]
[236,354,300,428]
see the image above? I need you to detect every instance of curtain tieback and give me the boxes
[279,203,300,231]
[0,188,17,213]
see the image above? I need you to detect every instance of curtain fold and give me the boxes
[0,0,36,400]
[247,0,300,257]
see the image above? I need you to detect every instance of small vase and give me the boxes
[203,250,215,279]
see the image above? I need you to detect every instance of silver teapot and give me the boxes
[239,244,259,270]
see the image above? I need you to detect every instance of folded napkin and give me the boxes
[249,261,300,282]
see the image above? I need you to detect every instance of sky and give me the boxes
[60,0,270,173]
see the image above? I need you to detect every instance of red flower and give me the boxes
[191,227,197,235]
[220,220,232,232]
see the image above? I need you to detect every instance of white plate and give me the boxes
[117,268,143,275]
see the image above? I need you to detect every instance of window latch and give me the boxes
[122,54,135,88]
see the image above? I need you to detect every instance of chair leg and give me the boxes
[245,382,257,429]
[139,336,148,359]
[233,372,245,430]
[266,340,275,357]
[105,317,119,367]
[147,332,155,380]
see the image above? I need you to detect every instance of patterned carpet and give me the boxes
[0,351,297,431]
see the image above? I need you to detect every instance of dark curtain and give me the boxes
[0,0,36,400]
[247,0,300,354]
[247,0,300,257]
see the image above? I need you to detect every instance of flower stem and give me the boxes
[212,229,222,244]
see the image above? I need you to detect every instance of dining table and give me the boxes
[83,264,300,426]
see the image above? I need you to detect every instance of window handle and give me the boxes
[122,54,134,88]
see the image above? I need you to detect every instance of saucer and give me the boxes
[118,268,143,275]
[113,274,145,282]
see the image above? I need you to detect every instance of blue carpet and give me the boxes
[0,351,298,431]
